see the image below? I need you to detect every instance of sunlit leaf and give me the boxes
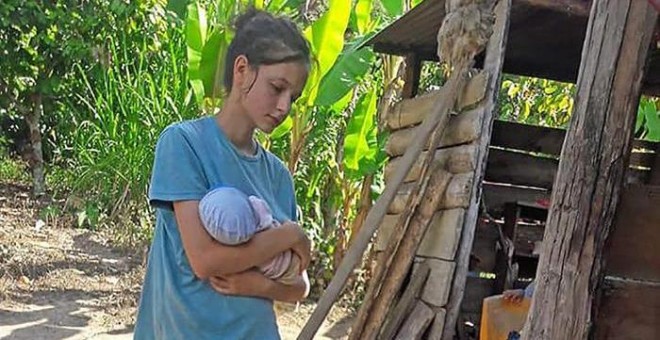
[302,0,351,104]
[199,28,231,99]
[355,0,372,35]
[185,3,206,81]
[316,35,375,107]
[381,0,404,17]
[343,88,378,172]
[642,99,660,141]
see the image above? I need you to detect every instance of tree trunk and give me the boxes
[25,93,45,197]
[521,1,658,339]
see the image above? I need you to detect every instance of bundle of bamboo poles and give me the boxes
[297,1,497,339]
[348,1,496,338]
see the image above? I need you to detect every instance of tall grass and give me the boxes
[58,24,198,242]
[0,156,30,185]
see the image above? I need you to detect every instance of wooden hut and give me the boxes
[356,0,659,339]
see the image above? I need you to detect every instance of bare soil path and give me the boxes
[0,182,353,339]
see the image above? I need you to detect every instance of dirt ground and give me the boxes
[0,182,353,340]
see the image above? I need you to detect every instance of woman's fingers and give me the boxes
[209,277,227,293]
[291,238,311,274]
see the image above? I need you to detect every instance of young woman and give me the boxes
[134,8,312,339]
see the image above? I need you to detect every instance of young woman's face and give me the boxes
[235,58,308,134]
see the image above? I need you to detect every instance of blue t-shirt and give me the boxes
[133,116,298,339]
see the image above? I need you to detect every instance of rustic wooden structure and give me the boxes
[521,1,658,338]
[299,0,659,338]
[353,0,660,339]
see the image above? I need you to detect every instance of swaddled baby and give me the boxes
[198,186,301,285]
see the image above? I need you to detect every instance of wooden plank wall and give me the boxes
[383,90,658,217]
[377,89,659,337]
[594,184,660,339]
[374,1,512,338]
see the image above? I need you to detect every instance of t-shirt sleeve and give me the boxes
[148,125,208,210]
[278,166,298,222]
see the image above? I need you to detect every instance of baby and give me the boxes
[198,186,301,285]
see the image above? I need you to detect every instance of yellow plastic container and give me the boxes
[479,295,531,340]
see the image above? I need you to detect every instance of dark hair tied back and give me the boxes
[224,8,311,91]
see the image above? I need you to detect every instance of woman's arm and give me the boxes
[210,270,310,303]
[173,200,308,279]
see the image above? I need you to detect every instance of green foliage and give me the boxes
[316,34,376,107]
[39,204,62,225]
[61,23,197,230]
[636,97,660,141]
[496,75,660,142]
[76,201,102,230]
[185,0,241,104]
[354,0,374,34]
[0,156,30,184]
[343,87,387,179]
[498,75,575,128]
[302,0,353,106]
[380,0,404,17]
[0,0,169,102]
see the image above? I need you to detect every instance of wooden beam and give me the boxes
[491,120,565,156]
[388,105,659,159]
[385,108,482,156]
[384,144,477,184]
[394,301,435,340]
[521,1,658,339]
[390,146,649,200]
[518,0,591,17]
[402,53,422,99]
[420,259,456,307]
[491,120,658,160]
[482,182,550,214]
[426,308,447,340]
[388,174,473,214]
[381,262,431,340]
[441,0,512,338]
[485,148,558,189]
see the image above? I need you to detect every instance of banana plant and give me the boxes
[185,0,244,107]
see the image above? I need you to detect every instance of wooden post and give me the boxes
[521,1,658,339]
[493,202,518,293]
[402,54,422,99]
[440,0,512,338]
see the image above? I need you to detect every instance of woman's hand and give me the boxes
[210,270,269,297]
[280,221,311,274]
[502,289,525,304]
